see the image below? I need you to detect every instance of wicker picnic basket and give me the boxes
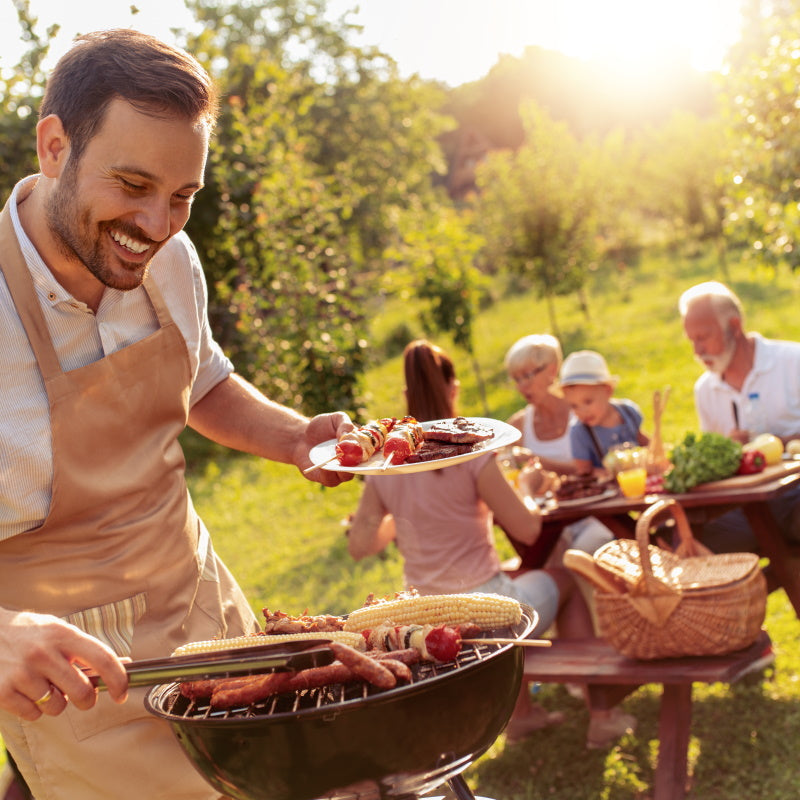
[585,498,767,659]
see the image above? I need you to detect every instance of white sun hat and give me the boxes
[559,350,618,387]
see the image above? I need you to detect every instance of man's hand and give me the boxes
[729,426,750,444]
[0,609,129,721]
[296,412,354,487]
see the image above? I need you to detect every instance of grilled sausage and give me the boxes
[372,648,421,666]
[328,641,396,689]
[378,658,413,683]
[206,662,367,709]
[209,672,295,708]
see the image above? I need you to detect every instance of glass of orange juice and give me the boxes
[617,466,647,498]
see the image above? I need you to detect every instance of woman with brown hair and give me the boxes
[348,339,635,746]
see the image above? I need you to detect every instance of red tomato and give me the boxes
[424,624,461,662]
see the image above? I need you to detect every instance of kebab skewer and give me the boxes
[381,415,425,468]
[303,417,397,473]
[336,417,397,466]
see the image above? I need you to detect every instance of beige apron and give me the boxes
[0,194,258,800]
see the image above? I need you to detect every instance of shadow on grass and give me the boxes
[464,674,800,800]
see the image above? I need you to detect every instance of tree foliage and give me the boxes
[635,111,729,244]
[474,102,600,334]
[721,2,800,270]
[0,0,53,198]
[178,0,454,415]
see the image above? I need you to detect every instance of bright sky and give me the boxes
[0,0,746,86]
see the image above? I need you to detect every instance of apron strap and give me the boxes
[0,197,63,380]
[142,271,174,329]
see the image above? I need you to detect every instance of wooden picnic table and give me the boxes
[506,461,800,617]
[521,630,775,800]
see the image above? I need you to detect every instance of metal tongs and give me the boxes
[84,638,334,690]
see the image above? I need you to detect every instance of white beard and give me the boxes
[698,335,736,375]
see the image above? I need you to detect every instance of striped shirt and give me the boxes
[0,176,234,539]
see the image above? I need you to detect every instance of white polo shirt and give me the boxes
[693,333,800,439]
[0,176,234,538]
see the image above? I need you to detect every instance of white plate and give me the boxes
[552,488,618,508]
[309,417,521,475]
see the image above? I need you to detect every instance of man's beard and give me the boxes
[45,161,152,292]
[698,330,737,376]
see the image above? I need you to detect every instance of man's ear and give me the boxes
[36,114,71,178]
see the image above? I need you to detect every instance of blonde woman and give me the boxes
[505,334,576,475]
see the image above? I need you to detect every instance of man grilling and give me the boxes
[0,29,351,799]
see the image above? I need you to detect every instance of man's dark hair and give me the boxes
[39,28,218,162]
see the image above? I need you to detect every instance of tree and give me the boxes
[635,111,730,264]
[383,201,490,411]
[721,3,800,271]
[474,102,600,335]
[178,0,455,416]
[0,0,55,198]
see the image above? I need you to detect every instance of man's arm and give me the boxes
[187,373,353,486]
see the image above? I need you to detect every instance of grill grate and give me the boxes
[156,639,508,722]
[145,606,536,800]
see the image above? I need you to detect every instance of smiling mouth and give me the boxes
[110,229,149,255]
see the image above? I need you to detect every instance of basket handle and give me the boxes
[634,498,699,595]
[636,497,706,558]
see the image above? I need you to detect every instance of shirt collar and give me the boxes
[9,176,74,308]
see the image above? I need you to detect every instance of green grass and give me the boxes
[188,243,800,799]
[6,244,800,796]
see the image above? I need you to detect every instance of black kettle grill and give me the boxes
[145,605,537,800]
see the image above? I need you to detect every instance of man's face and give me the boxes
[45,98,209,292]
[683,300,737,375]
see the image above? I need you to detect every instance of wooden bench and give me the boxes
[522,630,774,800]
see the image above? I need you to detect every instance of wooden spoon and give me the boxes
[648,386,671,472]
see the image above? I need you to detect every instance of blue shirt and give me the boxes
[569,399,643,468]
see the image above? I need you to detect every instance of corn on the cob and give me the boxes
[342,593,521,632]
[171,630,365,657]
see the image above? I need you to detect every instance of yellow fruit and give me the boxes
[786,439,800,457]
[743,433,784,465]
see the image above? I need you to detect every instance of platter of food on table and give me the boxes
[523,471,619,511]
[689,458,800,492]
[555,486,618,507]
[308,415,521,475]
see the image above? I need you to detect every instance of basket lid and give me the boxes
[594,540,761,591]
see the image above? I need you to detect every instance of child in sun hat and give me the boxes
[559,350,650,475]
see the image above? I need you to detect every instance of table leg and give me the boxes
[653,683,692,800]
[743,502,800,617]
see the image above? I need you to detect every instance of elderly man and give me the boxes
[679,280,800,551]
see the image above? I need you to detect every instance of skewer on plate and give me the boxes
[461,638,552,647]
[302,455,339,474]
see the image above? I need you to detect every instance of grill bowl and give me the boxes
[145,604,536,800]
